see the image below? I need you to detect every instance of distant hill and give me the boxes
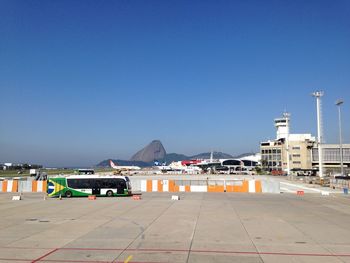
[190,152,233,159]
[162,152,234,163]
[163,153,188,163]
[233,153,256,159]
[130,140,166,163]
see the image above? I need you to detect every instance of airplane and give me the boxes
[153,160,173,172]
[169,161,202,174]
[109,160,141,171]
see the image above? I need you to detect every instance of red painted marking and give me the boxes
[58,247,350,257]
[36,260,114,263]
[36,260,165,263]
[31,248,59,263]
[2,246,350,258]
[0,258,31,262]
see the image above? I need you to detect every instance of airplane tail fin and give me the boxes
[110,160,118,169]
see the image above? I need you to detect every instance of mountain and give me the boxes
[96,139,250,167]
[130,140,166,163]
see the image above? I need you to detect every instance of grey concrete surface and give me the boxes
[0,192,349,263]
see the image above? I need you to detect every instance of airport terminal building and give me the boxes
[260,114,350,175]
[312,144,350,172]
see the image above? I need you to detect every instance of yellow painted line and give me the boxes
[124,255,133,263]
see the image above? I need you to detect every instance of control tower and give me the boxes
[274,113,290,140]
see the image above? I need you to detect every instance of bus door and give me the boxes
[92,187,100,195]
[117,179,127,194]
[91,179,101,195]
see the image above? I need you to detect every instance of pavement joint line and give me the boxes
[227,195,264,262]
[111,196,177,263]
[282,197,348,262]
[3,198,124,248]
[59,196,154,262]
[31,248,59,263]
[285,194,350,232]
[2,199,147,262]
[185,192,203,263]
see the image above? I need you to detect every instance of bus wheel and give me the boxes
[106,190,113,197]
[65,191,72,198]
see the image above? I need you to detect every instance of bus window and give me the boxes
[100,179,117,188]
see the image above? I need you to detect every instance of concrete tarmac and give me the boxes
[0,192,349,263]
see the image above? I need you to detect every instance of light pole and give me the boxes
[312,91,324,178]
[336,99,344,175]
[283,112,291,175]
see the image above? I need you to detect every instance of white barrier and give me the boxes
[18,181,32,192]
[261,180,280,194]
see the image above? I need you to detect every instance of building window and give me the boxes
[292,146,301,150]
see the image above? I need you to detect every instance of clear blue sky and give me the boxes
[1,0,349,167]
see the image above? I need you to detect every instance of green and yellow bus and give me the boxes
[47,175,132,198]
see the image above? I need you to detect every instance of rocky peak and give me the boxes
[130,140,166,162]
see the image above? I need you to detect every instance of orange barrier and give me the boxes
[255,180,262,193]
[146,180,152,192]
[1,180,18,192]
[140,179,263,193]
[169,180,175,192]
[208,185,225,192]
[32,181,47,192]
[226,180,249,193]
[158,180,163,192]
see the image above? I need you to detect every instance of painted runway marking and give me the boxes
[280,187,294,193]
[124,255,133,263]
[280,182,323,193]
